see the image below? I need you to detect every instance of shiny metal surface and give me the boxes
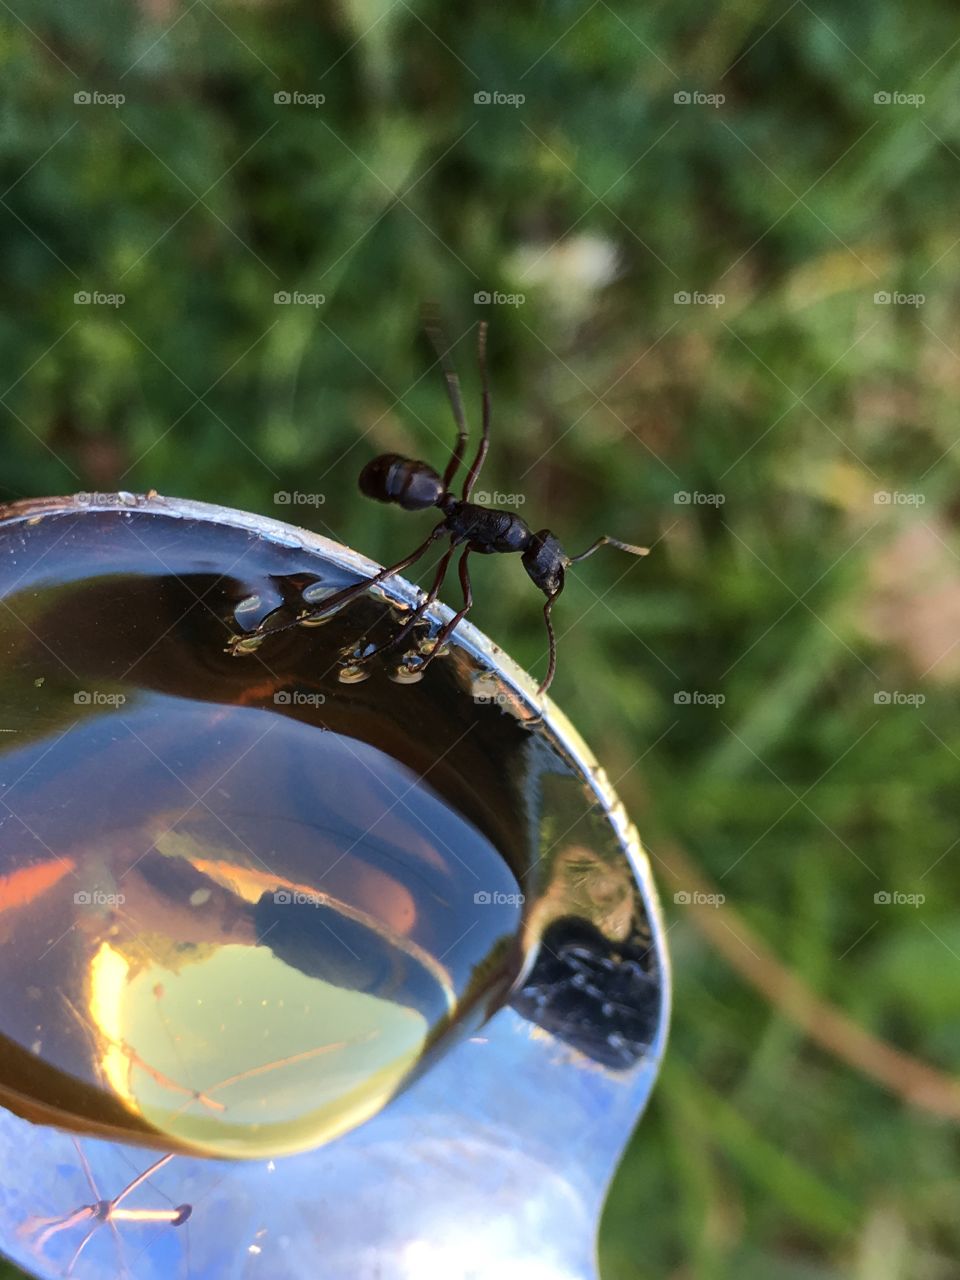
[0,493,670,1280]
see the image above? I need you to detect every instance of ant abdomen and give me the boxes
[358,454,444,511]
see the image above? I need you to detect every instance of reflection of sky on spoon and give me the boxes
[6,1000,665,1280]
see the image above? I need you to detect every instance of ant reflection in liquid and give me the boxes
[22,1139,190,1278]
[21,1015,380,1277]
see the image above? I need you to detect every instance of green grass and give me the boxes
[3,1,960,1276]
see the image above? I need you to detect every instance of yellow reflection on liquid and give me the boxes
[88,943,134,1108]
[87,942,428,1158]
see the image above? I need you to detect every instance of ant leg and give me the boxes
[67,1220,102,1277]
[68,1152,177,1277]
[300,524,448,621]
[424,311,471,490]
[461,321,490,500]
[68,1140,123,1275]
[568,534,650,563]
[355,540,457,661]
[537,588,562,697]
[411,547,473,673]
[31,1206,94,1254]
[240,523,448,646]
[27,1147,185,1278]
[106,1154,176,1213]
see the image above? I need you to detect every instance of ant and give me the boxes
[242,318,649,696]
[23,1141,190,1277]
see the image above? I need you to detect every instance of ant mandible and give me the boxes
[249,318,650,696]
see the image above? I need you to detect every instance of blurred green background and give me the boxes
[3,1,960,1277]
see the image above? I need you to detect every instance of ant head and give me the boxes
[358,454,445,511]
[521,529,567,597]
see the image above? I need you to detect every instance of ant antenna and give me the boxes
[423,308,470,491]
[539,591,561,697]
[534,537,648,697]
[461,321,490,500]
[568,535,650,563]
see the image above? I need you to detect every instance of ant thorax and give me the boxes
[443,500,532,555]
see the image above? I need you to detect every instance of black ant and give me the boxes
[243,319,649,696]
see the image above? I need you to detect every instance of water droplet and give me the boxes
[234,594,264,629]
[390,665,423,685]
[338,664,370,684]
[229,633,265,657]
[297,612,331,629]
[302,583,344,609]
[417,637,449,658]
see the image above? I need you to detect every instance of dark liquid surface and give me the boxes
[0,508,527,1158]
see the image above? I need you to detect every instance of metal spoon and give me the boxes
[0,493,670,1280]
